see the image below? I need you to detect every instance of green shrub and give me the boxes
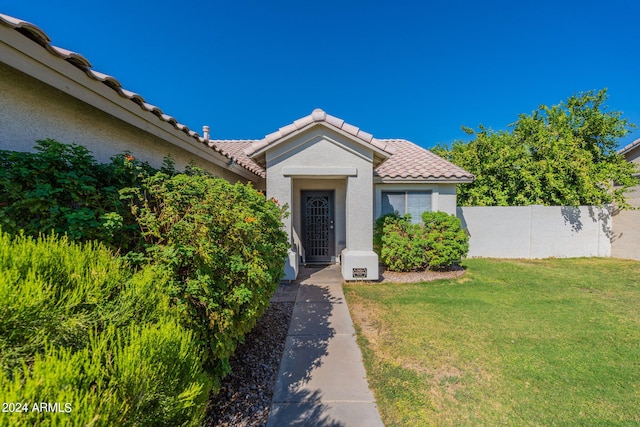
[419,211,469,270]
[0,231,128,374]
[378,214,425,272]
[0,231,211,426]
[122,170,289,388]
[378,211,469,272]
[0,139,160,251]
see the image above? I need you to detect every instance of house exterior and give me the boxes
[612,138,640,260]
[0,13,473,280]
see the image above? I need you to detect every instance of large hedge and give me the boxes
[0,232,210,426]
[0,141,291,424]
[0,139,162,251]
[123,169,289,384]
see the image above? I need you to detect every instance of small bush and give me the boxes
[0,231,211,426]
[378,211,469,272]
[123,169,289,388]
[419,211,469,270]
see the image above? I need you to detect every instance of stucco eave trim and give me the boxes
[282,166,358,177]
[249,121,393,166]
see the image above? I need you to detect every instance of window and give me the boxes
[381,191,432,223]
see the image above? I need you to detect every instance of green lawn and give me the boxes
[344,258,640,426]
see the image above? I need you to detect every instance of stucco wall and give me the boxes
[265,127,375,252]
[611,146,640,260]
[458,205,612,258]
[0,61,258,186]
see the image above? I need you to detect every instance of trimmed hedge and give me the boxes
[375,211,469,271]
[0,231,210,426]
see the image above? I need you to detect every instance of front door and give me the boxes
[302,190,335,263]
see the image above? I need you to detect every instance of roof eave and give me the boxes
[247,120,393,168]
[619,138,640,156]
[374,176,475,184]
[0,13,261,181]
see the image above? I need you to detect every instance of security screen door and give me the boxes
[301,191,335,263]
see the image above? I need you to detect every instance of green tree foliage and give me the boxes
[433,89,638,207]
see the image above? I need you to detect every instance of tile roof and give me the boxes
[212,137,473,182]
[244,109,397,157]
[374,139,474,181]
[211,140,265,178]
[619,138,640,156]
[0,13,257,176]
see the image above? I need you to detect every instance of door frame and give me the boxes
[301,190,335,263]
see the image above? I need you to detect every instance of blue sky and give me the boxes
[3,1,639,148]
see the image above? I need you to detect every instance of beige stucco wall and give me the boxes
[611,148,640,260]
[0,60,259,187]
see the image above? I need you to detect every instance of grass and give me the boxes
[344,258,640,426]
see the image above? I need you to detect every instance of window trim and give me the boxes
[380,190,433,223]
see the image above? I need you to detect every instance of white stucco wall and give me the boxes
[265,127,376,250]
[0,56,258,186]
[458,205,612,258]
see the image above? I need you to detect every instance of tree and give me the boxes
[433,89,638,207]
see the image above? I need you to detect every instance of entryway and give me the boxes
[301,190,335,263]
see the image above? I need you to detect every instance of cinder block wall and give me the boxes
[457,205,612,258]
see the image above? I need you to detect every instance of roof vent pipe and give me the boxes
[203,125,210,141]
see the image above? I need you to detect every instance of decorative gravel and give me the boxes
[205,300,294,427]
[378,265,466,283]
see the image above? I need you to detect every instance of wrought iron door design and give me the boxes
[302,191,335,263]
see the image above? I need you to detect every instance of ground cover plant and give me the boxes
[0,232,210,426]
[344,258,640,426]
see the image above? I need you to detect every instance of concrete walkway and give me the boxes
[267,264,384,427]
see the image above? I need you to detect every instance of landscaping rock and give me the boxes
[205,300,294,427]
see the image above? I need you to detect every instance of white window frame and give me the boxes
[375,184,441,223]
[380,190,432,223]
